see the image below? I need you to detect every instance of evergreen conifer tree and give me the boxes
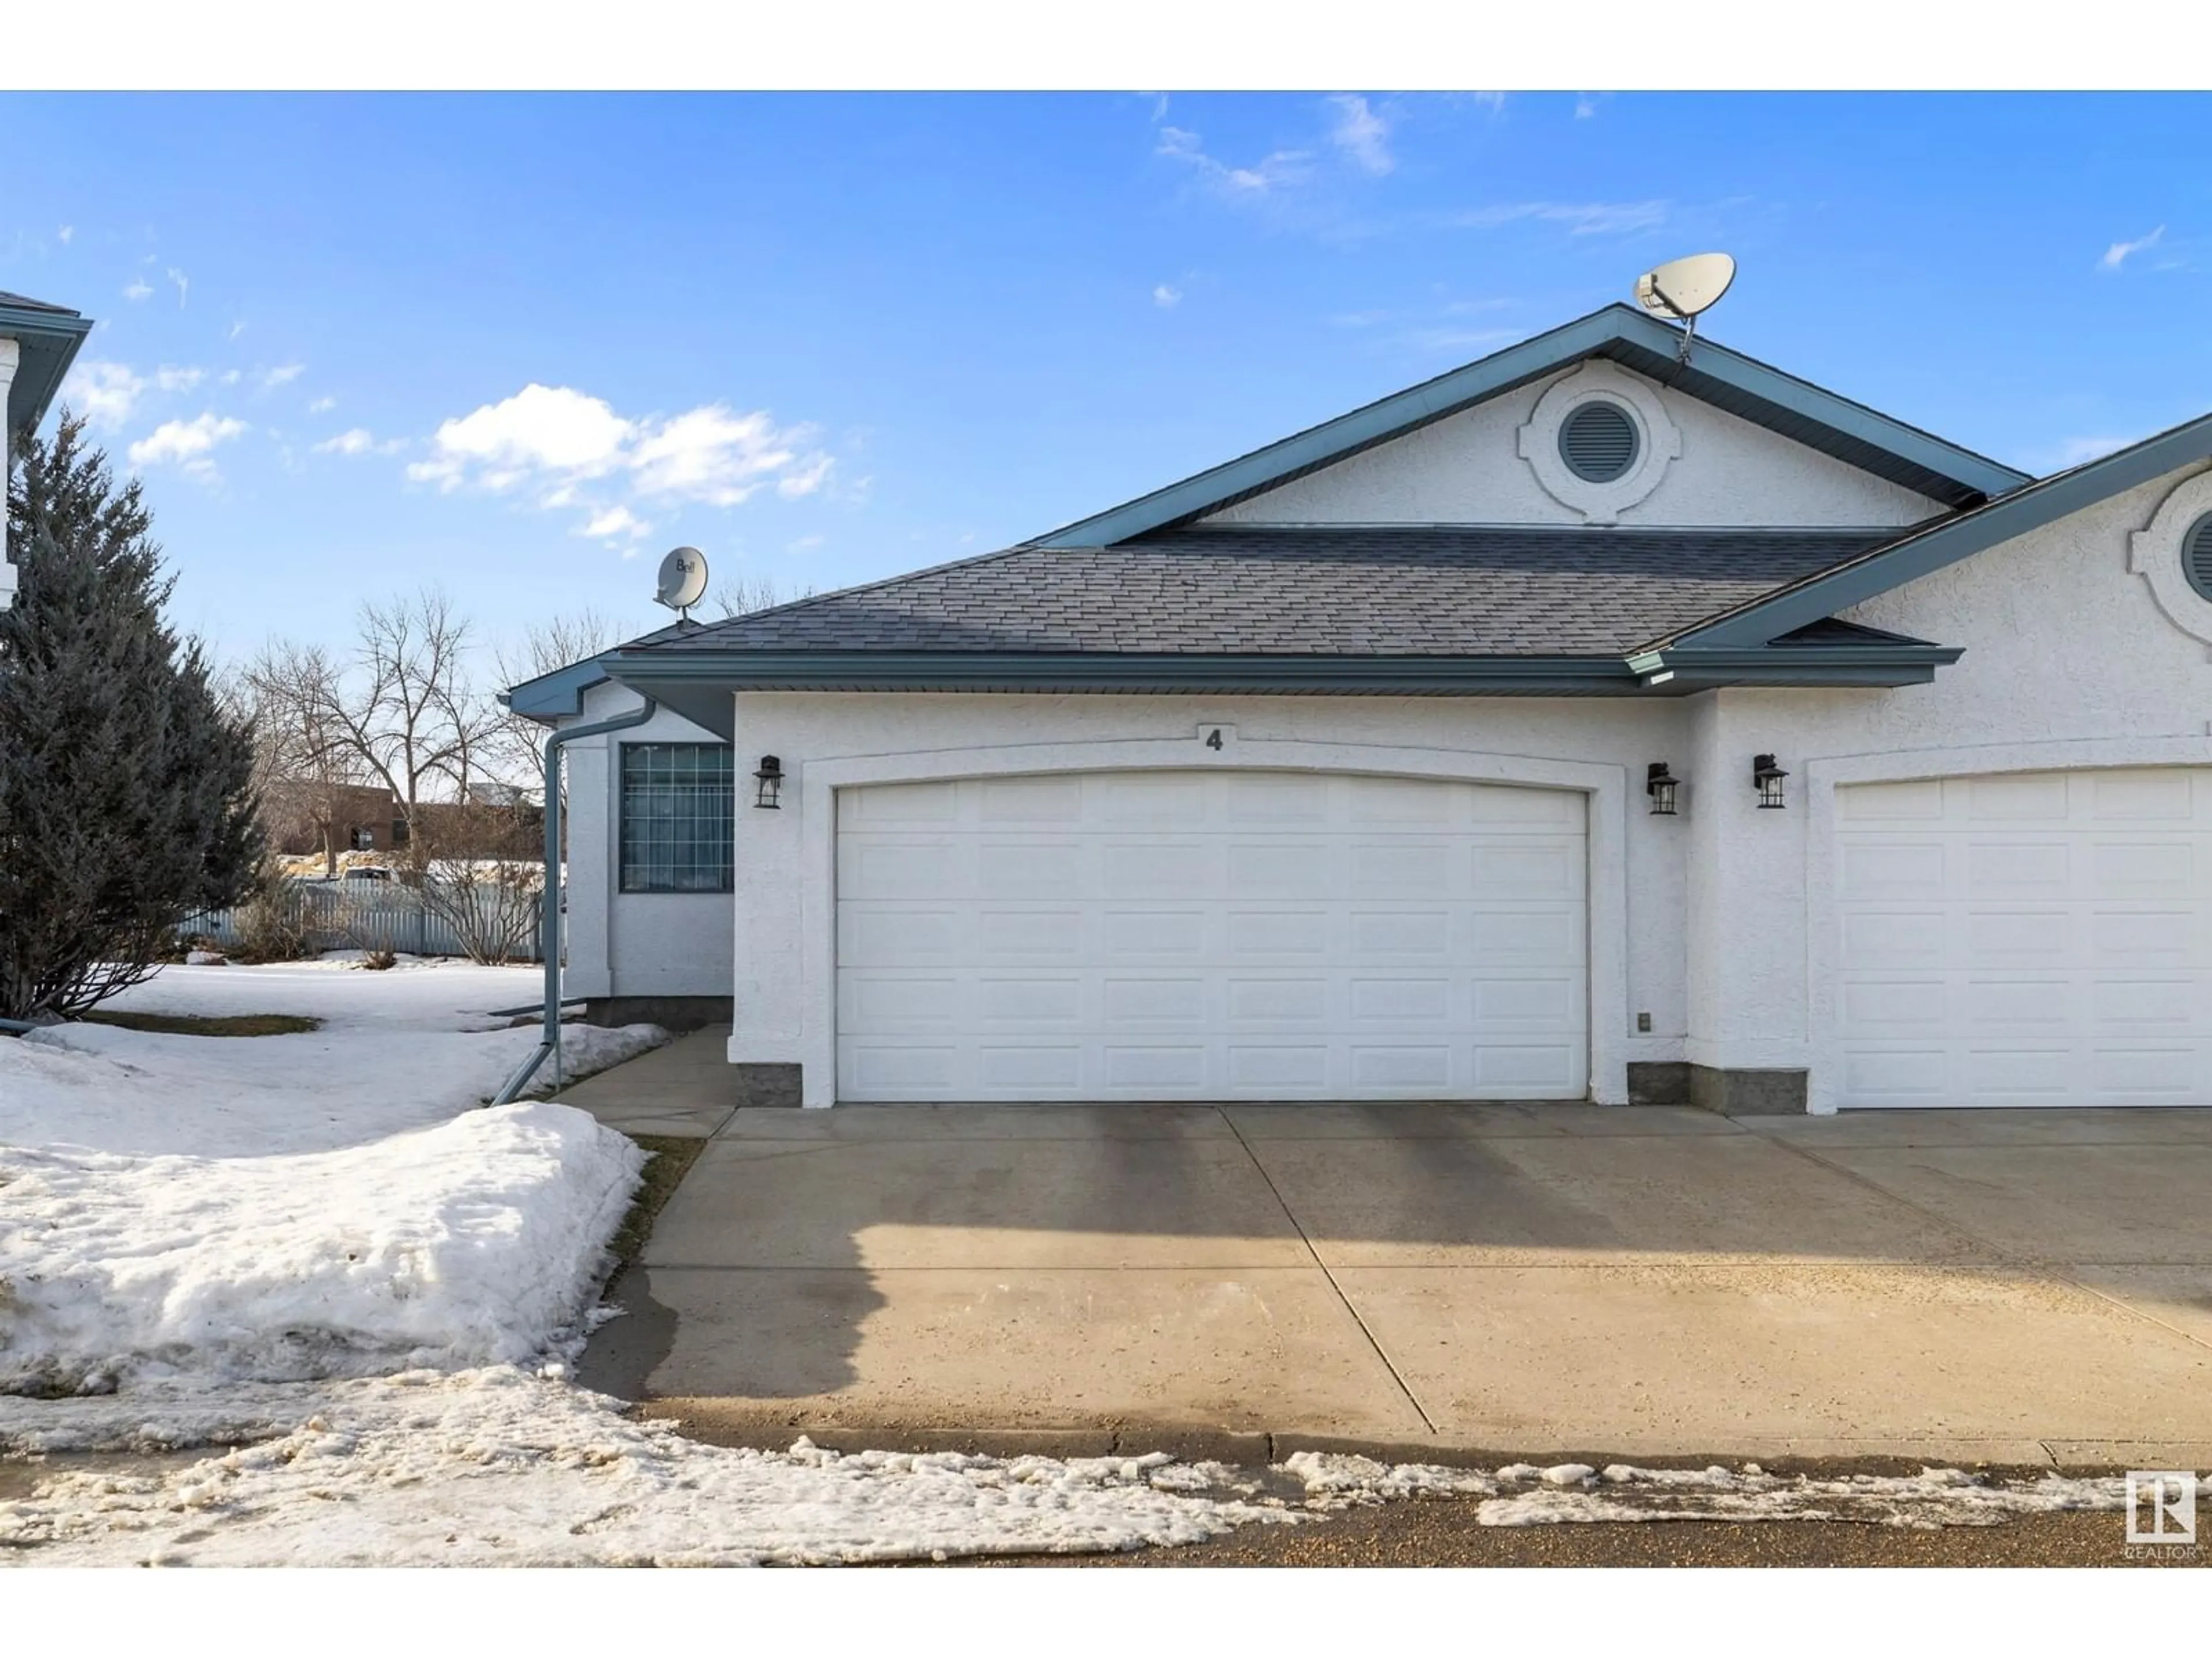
[0,415,262,1019]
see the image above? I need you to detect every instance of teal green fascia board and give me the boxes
[600,649,1647,710]
[1030,304,2030,548]
[1627,641,1964,689]
[2,302,94,436]
[1673,414,2212,652]
[502,656,612,719]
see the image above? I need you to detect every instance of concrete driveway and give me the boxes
[565,1044,2212,1467]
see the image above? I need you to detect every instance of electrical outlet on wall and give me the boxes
[1636,1012,1653,1033]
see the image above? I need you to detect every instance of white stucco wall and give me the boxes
[726,691,1699,1106]
[1683,460,2212,1108]
[558,679,734,1002]
[701,459,2212,1109]
[1201,363,1949,529]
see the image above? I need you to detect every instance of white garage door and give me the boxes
[836,771,1589,1102]
[1838,768,2212,1108]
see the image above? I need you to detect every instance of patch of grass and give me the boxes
[79,1010,324,1038]
[605,1133,706,1273]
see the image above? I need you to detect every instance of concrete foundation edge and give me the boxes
[1688,1064,1810,1116]
[733,1062,803,1109]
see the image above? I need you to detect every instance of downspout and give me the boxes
[491,691,659,1106]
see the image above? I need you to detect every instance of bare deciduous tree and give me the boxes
[713,574,813,620]
[332,589,491,825]
[234,640,365,876]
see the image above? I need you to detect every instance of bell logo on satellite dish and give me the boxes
[1634,252,1737,363]
[654,546,710,617]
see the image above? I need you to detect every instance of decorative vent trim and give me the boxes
[1559,400,1641,483]
[2186,513,2212,603]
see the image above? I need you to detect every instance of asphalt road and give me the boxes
[972,1503,2205,1568]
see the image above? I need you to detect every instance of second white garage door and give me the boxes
[1838,767,2212,1108]
[836,771,1589,1102]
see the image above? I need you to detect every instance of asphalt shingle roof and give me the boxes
[640,526,1907,658]
[0,290,80,315]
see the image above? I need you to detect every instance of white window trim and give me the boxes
[1516,361,1682,524]
[2128,467,2212,652]
[763,735,1635,1108]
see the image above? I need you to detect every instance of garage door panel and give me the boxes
[1837,768,2212,1108]
[838,771,1589,1102]
[2093,771,2195,820]
[976,910,1086,961]
[1351,978,1453,1024]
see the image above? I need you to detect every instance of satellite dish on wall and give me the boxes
[1633,252,1737,362]
[654,546,709,616]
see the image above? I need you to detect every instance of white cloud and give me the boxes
[1449,199,1670,236]
[312,427,394,457]
[1153,283,1183,309]
[787,533,825,553]
[410,383,833,535]
[123,278,154,303]
[1575,96,1598,119]
[166,267,189,308]
[410,384,634,490]
[1326,94,1393,176]
[260,362,306,389]
[2099,226,2165,271]
[127,412,247,478]
[631,405,809,506]
[154,365,204,392]
[308,395,337,413]
[56,225,73,244]
[581,505,649,540]
[1156,124,1312,195]
[1471,92,1508,112]
[63,361,148,427]
[228,321,247,340]
[219,369,242,385]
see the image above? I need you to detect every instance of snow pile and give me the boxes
[0,1368,1299,1567]
[1279,1452,2127,1530]
[0,962,666,1393]
[0,1103,643,1393]
[0,1378,2135,1565]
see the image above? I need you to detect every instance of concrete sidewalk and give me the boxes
[570,1078,2212,1469]
[554,1026,734,1139]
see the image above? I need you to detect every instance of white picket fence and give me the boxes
[183,878,550,963]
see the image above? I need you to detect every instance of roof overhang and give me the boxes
[1627,639,1965,690]
[600,639,1968,731]
[1670,412,2212,652]
[1,298,94,437]
[501,656,613,721]
[1033,305,2030,547]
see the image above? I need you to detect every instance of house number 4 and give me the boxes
[1205,728,1224,751]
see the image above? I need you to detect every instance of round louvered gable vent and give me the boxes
[2186,513,2212,603]
[1559,400,1641,483]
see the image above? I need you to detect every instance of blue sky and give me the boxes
[3,92,2208,671]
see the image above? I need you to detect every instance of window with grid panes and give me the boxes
[618,744,734,893]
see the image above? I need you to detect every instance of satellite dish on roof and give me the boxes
[1634,252,1736,363]
[654,546,709,616]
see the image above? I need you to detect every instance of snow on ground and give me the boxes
[0,959,2140,1564]
[1277,1452,2128,1529]
[0,960,665,1392]
[0,1374,2128,1566]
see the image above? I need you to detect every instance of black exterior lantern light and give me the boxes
[752,754,784,809]
[1645,762,1680,816]
[1752,753,1789,810]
